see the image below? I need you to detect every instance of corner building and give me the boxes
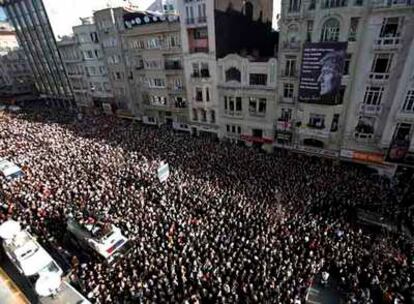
[277,0,414,167]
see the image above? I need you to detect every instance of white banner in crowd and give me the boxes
[157,162,170,183]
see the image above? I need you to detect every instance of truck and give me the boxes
[66,218,129,263]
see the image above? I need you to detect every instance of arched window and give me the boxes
[225,67,241,82]
[321,18,340,42]
[245,2,253,20]
[286,24,300,47]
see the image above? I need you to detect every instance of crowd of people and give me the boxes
[0,107,413,304]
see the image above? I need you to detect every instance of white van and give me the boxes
[0,159,24,180]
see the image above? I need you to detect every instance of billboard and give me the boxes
[299,42,347,104]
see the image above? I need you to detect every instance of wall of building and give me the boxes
[214,0,273,24]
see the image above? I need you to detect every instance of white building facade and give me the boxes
[217,54,278,151]
[278,0,414,166]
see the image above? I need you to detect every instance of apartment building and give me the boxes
[178,0,277,138]
[278,0,414,167]
[217,54,278,151]
[73,18,113,111]
[123,11,188,127]
[147,0,178,14]
[93,7,133,115]
[0,48,36,102]
[0,0,74,107]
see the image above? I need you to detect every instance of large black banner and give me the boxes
[298,42,347,104]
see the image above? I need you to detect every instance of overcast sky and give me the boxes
[0,0,281,37]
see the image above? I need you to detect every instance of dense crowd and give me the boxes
[0,107,413,304]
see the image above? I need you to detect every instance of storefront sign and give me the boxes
[241,135,273,144]
[299,42,347,104]
[295,145,339,157]
[340,149,384,164]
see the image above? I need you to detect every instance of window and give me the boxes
[392,123,412,144]
[192,62,209,78]
[402,90,414,112]
[284,83,294,98]
[84,50,93,59]
[192,108,198,121]
[289,0,301,12]
[380,17,400,38]
[201,109,207,122]
[321,0,347,8]
[343,54,352,75]
[308,113,326,129]
[354,0,363,5]
[186,6,194,24]
[321,18,340,42]
[356,116,375,135]
[280,108,292,121]
[195,87,203,101]
[174,97,186,108]
[371,53,393,74]
[348,17,359,41]
[206,87,210,102]
[194,28,208,39]
[236,97,242,112]
[307,20,313,42]
[331,114,339,132]
[363,86,384,105]
[309,0,316,9]
[249,74,267,86]
[210,110,216,123]
[249,98,266,115]
[285,56,297,77]
[147,37,161,49]
[198,3,207,22]
[201,63,210,78]
[148,78,165,88]
[225,67,241,82]
[90,32,99,43]
[169,35,180,48]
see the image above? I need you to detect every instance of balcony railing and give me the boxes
[373,37,401,49]
[276,120,293,131]
[190,47,209,54]
[371,0,414,8]
[359,103,383,115]
[191,70,210,78]
[186,18,195,25]
[321,0,348,8]
[198,16,207,23]
[282,41,301,50]
[369,72,390,81]
[281,70,298,78]
[224,110,243,117]
[165,62,182,70]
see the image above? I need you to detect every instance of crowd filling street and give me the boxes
[0,106,413,304]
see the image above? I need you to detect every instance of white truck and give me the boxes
[0,220,63,297]
[66,218,129,262]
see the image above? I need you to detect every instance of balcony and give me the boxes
[280,70,298,79]
[191,69,210,78]
[279,96,296,104]
[165,61,182,70]
[299,127,330,138]
[276,120,293,131]
[198,16,207,23]
[320,0,348,8]
[371,0,414,8]
[186,18,195,25]
[281,41,301,51]
[224,110,243,118]
[359,103,383,115]
[373,37,401,50]
[368,72,389,82]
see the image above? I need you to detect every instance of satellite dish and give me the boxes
[136,17,142,24]
[153,16,158,22]
[0,220,21,240]
[35,272,62,297]
[144,16,150,23]
[160,15,166,21]
[125,21,132,28]
[168,15,174,22]
[131,19,136,25]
